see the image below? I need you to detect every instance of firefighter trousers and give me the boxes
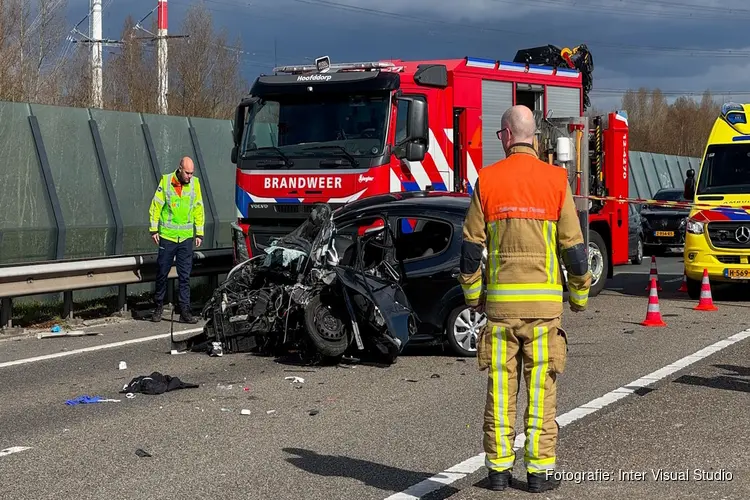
[477,316,568,474]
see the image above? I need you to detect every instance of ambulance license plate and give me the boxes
[725,268,750,279]
[654,231,674,237]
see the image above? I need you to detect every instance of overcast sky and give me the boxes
[66,0,750,112]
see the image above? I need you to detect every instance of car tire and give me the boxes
[303,294,349,358]
[686,277,702,300]
[631,237,643,265]
[445,304,486,357]
[588,230,608,298]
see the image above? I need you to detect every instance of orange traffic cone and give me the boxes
[694,268,718,311]
[642,276,667,327]
[678,271,688,292]
[645,255,662,291]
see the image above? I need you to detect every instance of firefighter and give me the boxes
[458,105,590,493]
[149,156,205,324]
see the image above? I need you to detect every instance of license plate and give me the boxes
[725,268,750,279]
[654,231,674,237]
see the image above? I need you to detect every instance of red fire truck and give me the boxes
[230,47,632,296]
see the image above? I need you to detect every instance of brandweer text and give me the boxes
[264,177,343,189]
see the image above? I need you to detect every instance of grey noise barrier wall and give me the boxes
[0,99,700,306]
[0,100,237,306]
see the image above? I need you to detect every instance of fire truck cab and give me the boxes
[231,49,631,297]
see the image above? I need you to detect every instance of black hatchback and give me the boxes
[330,191,486,357]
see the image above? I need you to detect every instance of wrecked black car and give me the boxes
[197,202,418,365]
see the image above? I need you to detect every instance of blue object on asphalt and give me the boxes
[65,395,104,406]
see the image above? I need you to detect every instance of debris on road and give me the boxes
[37,329,101,340]
[266,410,276,415]
[430,374,440,379]
[65,395,120,405]
[241,409,251,415]
[120,372,199,395]
[135,449,152,458]
[209,342,223,357]
[285,376,305,384]
[308,409,319,416]
[0,447,32,457]
[217,383,233,391]
[404,378,418,383]
[119,361,127,370]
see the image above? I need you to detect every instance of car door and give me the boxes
[387,212,459,331]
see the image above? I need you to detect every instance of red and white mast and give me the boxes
[157,0,168,114]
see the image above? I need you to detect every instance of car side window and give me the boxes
[395,95,427,145]
[395,217,452,261]
[335,217,386,267]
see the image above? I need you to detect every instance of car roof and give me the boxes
[333,191,471,219]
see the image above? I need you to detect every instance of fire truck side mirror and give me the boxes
[394,97,428,162]
[407,98,428,142]
[684,168,696,200]
[404,143,427,162]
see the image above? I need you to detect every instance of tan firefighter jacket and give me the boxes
[458,144,592,320]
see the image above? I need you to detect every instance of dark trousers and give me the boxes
[154,238,194,313]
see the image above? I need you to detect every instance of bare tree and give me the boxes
[619,88,721,157]
[104,15,158,113]
[168,3,247,118]
[0,0,69,103]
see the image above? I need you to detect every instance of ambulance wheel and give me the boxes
[588,230,608,298]
[687,277,702,300]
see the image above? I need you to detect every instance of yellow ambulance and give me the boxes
[683,102,750,298]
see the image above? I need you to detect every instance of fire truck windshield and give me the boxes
[697,143,750,194]
[241,93,389,167]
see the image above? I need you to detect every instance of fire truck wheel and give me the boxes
[588,230,608,298]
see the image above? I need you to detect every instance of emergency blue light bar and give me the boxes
[721,102,744,115]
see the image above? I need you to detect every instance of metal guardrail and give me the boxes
[0,248,234,329]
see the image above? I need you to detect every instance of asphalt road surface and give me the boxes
[1,255,748,500]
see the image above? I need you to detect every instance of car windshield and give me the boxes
[697,143,750,194]
[653,190,684,201]
[241,93,389,166]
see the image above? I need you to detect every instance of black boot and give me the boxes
[488,469,512,491]
[179,309,199,324]
[151,304,163,322]
[527,471,561,493]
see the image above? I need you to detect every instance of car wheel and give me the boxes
[303,294,349,358]
[631,237,643,265]
[446,305,486,357]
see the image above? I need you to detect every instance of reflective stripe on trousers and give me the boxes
[483,320,559,473]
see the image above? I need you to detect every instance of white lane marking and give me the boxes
[0,446,32,458]
[0,328,204,370]
[385,328,750,499]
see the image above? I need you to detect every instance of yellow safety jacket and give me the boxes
[149,172,205,243]
[458,144,591,319]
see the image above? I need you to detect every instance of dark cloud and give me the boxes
[64,0,750,111]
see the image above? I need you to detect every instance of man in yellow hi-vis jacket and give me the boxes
[458,106,591,493]
[148,156,205,324]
